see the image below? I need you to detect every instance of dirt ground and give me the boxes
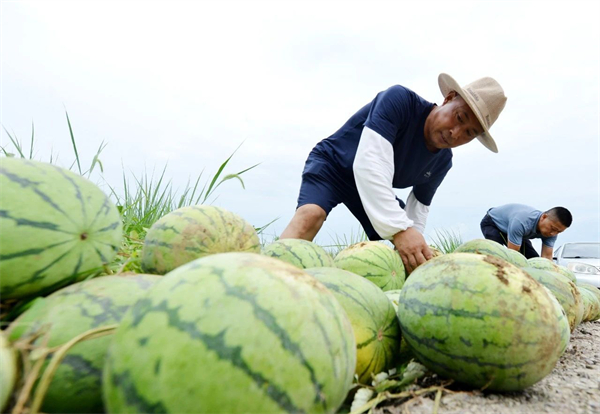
[376,320,600,414]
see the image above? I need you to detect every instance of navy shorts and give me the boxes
[297,150,405,241]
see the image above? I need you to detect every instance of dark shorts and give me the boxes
[480,213,539,259]
[297,151,404,241]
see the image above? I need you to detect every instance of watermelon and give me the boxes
[578,283,600,307]
[454,239,512,262]
[7,274,161,413]
[526,257,576,283]
[103,253,356,414]
[397,253,569,391]
[0,158,122,299]
[579,288,600,321]
[539,285,571,356]
[305,267,400,383]
[333,241,405,291]
[262,239,334,269]
[0,332,16,413]
[521,267,584,331]
[504,248,529,268]
[141,205,260,274]
[383,289,416,365]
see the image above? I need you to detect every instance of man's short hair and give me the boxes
[545,207,573,227]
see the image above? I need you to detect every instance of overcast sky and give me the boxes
[2,0,599,251]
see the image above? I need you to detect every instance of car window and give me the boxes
[562,243,600,259]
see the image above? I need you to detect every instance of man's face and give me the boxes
[424,91,484,151]
[538,214,568,238]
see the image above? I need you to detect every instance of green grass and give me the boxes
[1,111,263,274]
[429,228,463,253]
[321,227,370,258]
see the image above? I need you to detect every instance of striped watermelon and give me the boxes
[0,158,122,299]
[7,274,161,413]
[333,241,405,291]
[578,283,600,306]
[521,267,584,331]
[527,257,577,283]
[397,253,569,391]
[141,205,260,274]
[103,253,356,414]
[305,267,400,383]
[454,239,512,263]
[262,239,334,269]
[539,285,571,356]
[504,248,529,268]
[579,288,600,321]
[0,332,16,413]
[383,289,416,365]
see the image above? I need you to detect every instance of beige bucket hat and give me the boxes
[438,73,507,153]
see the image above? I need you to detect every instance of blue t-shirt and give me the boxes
[310,85,453,206]
[487,204,557,247]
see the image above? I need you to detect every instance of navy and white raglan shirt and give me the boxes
[312,85,453,240]
[487,204,558,248]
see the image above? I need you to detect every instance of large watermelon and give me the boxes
[262,239,334,269]
[526,257,577,282]
[0,332,16,412]
[521,267,584,331]
[504,248,529,268]
[141,205,260,274]
[333,241,405,291]
[397,253,569,391]
[7,274,161,413]
[103,253,356,414]
[305,267,400,383]
[453,239,512,263]
[0,158,122,299]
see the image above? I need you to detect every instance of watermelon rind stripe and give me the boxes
[401,325,545,370]
[127,298,305,413]
[0,239,73,260]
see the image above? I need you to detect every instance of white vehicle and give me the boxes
[553,242,600,288]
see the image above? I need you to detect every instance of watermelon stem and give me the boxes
[28,325,118,414]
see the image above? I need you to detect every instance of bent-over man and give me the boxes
[480,204,572,259]
[280,73,507,273]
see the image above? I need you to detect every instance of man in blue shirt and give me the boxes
[280,73,507,273]
[480,204,572,259]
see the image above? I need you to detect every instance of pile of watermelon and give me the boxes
[1,157,599,413]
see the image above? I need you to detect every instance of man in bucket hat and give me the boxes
[280,74,507,273]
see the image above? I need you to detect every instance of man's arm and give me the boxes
[404,191,429,234]
[507,241,521,251]
[541,244,553,259]
[353,127,432,273]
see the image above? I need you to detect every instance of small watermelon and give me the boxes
[8,274,161,413]
[262,239,334,269]
[305,267,400,383]
[103,253,356,414]
[0,158,122,299]
[579,288,600,321]
[527,257,577,283]
[397,253,568,391]
[383,289,416,365]
[521,267,584,331]
[333,241,405,291]
[141,205,260,274]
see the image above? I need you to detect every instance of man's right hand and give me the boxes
[393,227,433,274]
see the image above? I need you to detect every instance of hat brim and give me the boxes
[438,73,498,153]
